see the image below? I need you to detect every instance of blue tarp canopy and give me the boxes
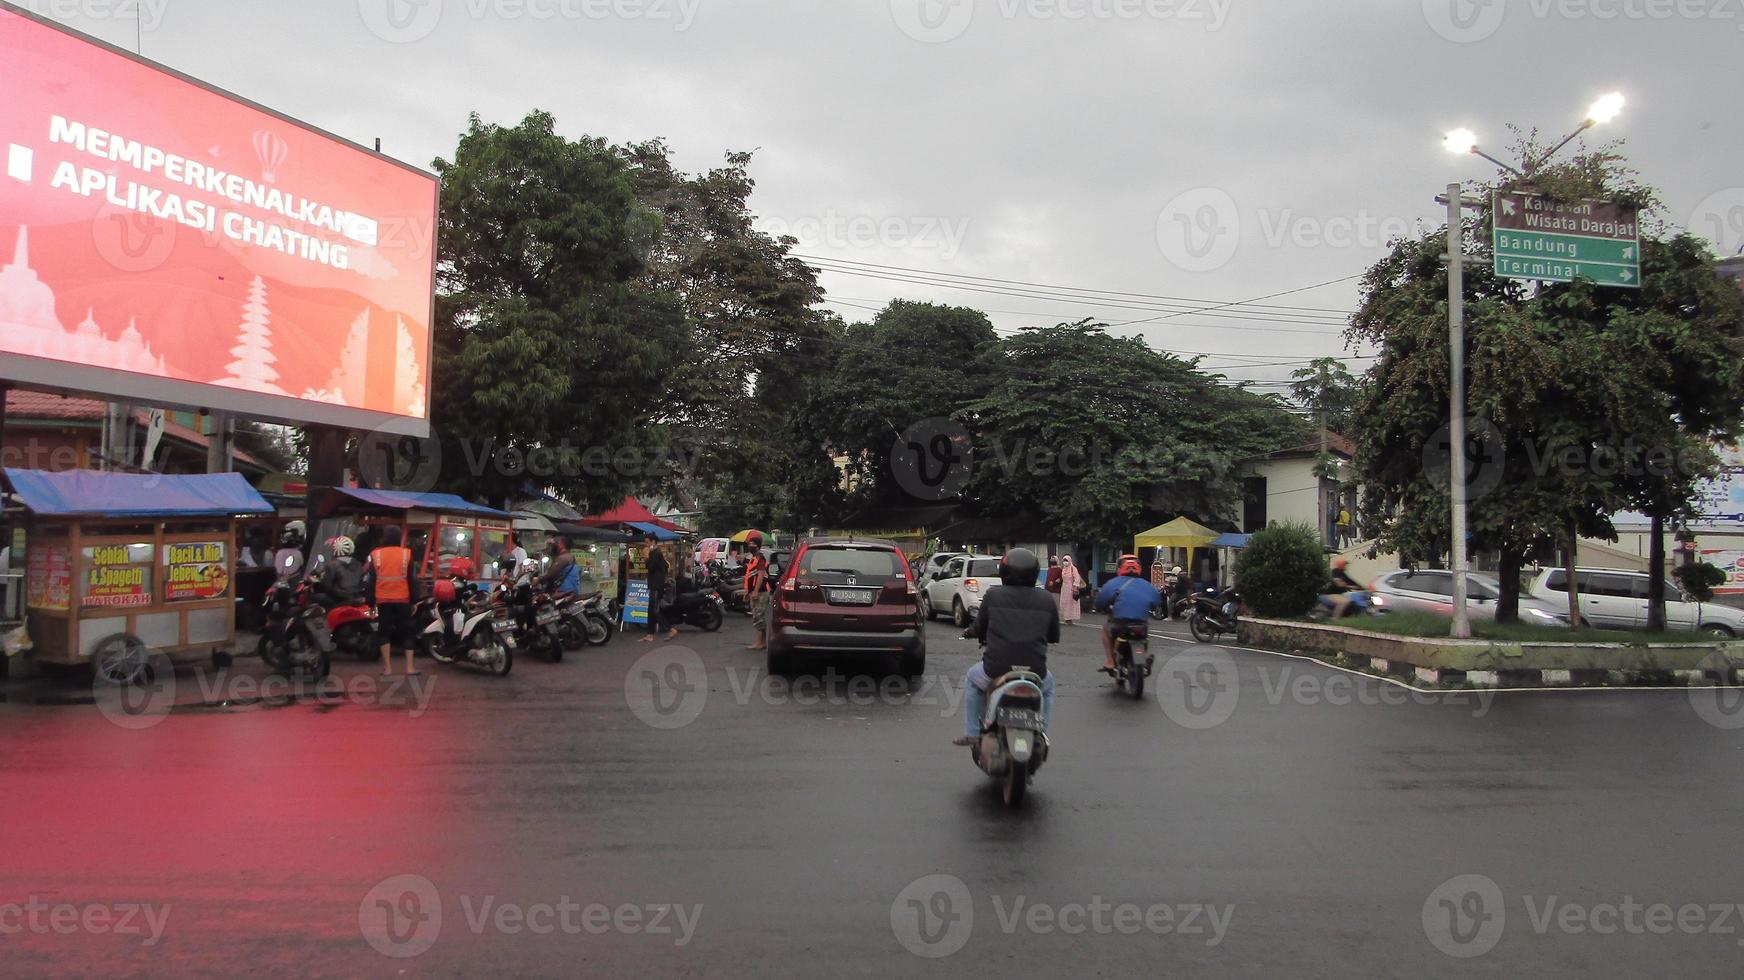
[627,521,683,541]
[1212,532,1252,549]
[4,469,273,518]
[329,487,511,518]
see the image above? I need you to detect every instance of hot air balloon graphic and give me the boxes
[253,129,289,184]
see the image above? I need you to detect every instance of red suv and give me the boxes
[766,538,926,677]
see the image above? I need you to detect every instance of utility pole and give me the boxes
[206,411,232,473]
[1446,182,1472,640]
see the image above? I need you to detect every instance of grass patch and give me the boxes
[1309,611,1725,645]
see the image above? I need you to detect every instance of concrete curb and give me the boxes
[1239,618,1744,688]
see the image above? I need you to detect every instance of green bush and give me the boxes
[1235,522,1327,618]
[1673,562,1728,602]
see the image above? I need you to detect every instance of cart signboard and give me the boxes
[164,541,230,601]
[1493,192,1641,288]
[82,543,153,607]
[26,544,70,610]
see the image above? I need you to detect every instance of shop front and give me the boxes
[4,468,274,683]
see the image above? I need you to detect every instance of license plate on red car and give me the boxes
[829,589,875,605]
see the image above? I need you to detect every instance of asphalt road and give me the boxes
[2,612,1743,977]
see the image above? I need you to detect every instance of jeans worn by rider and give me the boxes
[962,584,1060,739]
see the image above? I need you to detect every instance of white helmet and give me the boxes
[518,558,540,579]
[332,536,355,559]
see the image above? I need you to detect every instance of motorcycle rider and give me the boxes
[273,520,307,583]
[953,548,1059,747]
[543,538,580,597]
[1095,556,1163,672]
[315,536,366,606]
[1321,556,1362,617]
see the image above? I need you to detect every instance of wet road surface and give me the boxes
[2,614,1743,977]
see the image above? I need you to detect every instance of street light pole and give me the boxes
[1446,182,1472,640]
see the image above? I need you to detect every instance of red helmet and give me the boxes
[434,579,458,603]
[1119,557,1143,577]
[447,557,475,579]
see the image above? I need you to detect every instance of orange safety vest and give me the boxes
[743,556,769,596]
[370,547,413,603]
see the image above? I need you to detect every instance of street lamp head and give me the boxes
[1586,92,1626,126]
[1444,128,1479,156]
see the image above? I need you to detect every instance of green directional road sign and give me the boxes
[1492,192,1641,289]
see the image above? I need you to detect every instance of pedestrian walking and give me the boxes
[742,532,772,651]
[367,525,418,675]
[1056,555,1084,624]
[1045,556,1062,594]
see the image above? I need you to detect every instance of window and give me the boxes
[479,529,513,580]
[436,524,474,575]
[1404,572,1452,597]
[1545,570,1569,592]
[945,558,967,580]
[1583,573,1637,598]
[968,559,1001,579]
[800,546,906,582]
[1467,578,1500,601]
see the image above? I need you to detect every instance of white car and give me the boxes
[1525,567,1744,636]
[920,554,1004,627]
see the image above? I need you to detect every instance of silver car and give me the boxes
[1524,567,1744,636]
[1369,569,1570,627]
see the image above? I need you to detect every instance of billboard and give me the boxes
[0,3,437,435]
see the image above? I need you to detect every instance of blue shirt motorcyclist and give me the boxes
[1095,556,1163,672]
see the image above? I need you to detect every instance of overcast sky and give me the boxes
[33,0,1744,390]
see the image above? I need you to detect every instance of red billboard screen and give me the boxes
[0,3,437,435]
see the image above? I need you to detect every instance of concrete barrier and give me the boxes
[1238,618,1744,686]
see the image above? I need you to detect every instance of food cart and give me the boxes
[4,467,275,684]
[311,487,515,587]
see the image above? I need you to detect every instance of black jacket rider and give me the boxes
[970,585,1061,678]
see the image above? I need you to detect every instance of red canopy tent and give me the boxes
[581,497,692,534]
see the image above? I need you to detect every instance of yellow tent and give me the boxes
[1134,517,1221,573]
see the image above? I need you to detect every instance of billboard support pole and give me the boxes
[303,425,350,553]
[206,411,231,473]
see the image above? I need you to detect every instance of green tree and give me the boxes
[621,141,832,525]
[1289,357,1362,436]
[430,111,688,510]
[963,321,1306,543]
[809,301,1001,509]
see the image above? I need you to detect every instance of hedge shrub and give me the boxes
[1234,522,1327,618]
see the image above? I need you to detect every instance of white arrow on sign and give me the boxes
[1501,198,1518,217]
[1620,270,1635,282]
[1623,246,1635,259]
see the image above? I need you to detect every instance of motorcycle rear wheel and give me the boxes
[559,619,587,650]
[1002,763,1028,807]
[1128,661,1145,700]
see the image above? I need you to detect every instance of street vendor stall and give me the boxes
[1134,517,1221,586]
[4,468,274,684]
[312,488,514,586]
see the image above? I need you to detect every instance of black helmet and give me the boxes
[998,548,1040,588]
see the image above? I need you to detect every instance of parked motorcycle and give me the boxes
[494,580,563,663]
[1106,620,1153,699]
[965,661,1050,807]
[256,580,333,680]
[707,560,750,616]
[666,585,726,632]
[415,577,514,676]
[1187,587,1242,642]
[318,586,380,662]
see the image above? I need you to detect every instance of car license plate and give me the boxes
[829,589,875,605]
[998,707,1043,729]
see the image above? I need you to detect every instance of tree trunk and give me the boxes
[1565,521,1581,633]
[1646,512,1667,632]
[1496,546,1522,624]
